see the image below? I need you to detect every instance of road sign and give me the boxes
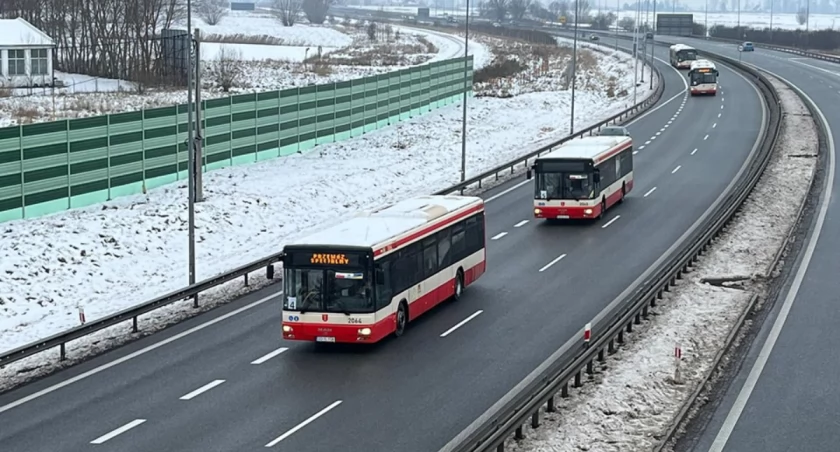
[559,16,567,24]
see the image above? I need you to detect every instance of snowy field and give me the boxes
[0,41,656,388]
[502,76,817,451]
[0,13,489,126]
[355,4,840,31]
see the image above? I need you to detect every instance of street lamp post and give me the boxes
[459,0,471,183]
[186,0,196,298]
[571,0,580,135]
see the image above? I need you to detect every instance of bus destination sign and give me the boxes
[310,253,350,265]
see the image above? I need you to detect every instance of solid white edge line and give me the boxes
[265,400,343,447]
[90,419,147,444]
[251,347,289,365]
[672,165,681,174]
[601,215,621,228]
[538,254,567,272]
[0,291,284,415]
[643,187,657,197]
[441,54,768,452]
[440,310,484,338]
[490,232,508,240]
[179,379,226,401]
[708,71,835,452]
[513,220,529,228]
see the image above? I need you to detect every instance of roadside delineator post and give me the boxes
[674,344,683,384]
[78,306,86,325]
[584,322,592,348]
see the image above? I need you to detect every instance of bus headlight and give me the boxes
[584,208,593,215]
[358,327,372,336]
[534,208,542,215]
[283,325,293,333]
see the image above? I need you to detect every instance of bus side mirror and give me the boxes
[526,168,532,180]
[593,171,601,183]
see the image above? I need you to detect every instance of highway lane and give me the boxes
[0,43,765,452]
[647,38,840,452]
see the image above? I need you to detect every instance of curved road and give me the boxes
[0,40,766,452]
[645,38,840,452]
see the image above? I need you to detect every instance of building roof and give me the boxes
[0,18,54,47]
[538,136,632,163]
[285,195,484,250]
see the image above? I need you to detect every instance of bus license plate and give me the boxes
[556,215,569,219]
[316,336,336,343]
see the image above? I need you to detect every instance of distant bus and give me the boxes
[688,59,719,95]
[669,43,698,69]
[527,136,633,220]
[281,195,486,344]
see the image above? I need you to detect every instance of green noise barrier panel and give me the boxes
[0,56,474,222]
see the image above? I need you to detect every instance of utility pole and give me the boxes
[615,0,620,51]
[459,0,471,183]
[186,0,197,298]
[194,27,204,202]
[571,0,580,135]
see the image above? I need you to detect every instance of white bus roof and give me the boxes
[670,43,696,51]
[285,195,484,253]
[537,136,632,163]
[690,59,716,70]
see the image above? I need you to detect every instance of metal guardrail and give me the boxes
[0,23,664,371]
[440,47,783,452]
[0,252,283,368]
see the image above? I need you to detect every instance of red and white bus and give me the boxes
[669,43,698,69]
[281,195,486,344]
[526,136,633,220]
[688,59,719,95]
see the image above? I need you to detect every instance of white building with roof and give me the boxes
[0,18,55,88]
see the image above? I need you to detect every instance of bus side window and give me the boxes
[451,223,466,262]
[466,215,482,255]
[422,236,438,279]
[375,259,393,310]
[437,229,452,269]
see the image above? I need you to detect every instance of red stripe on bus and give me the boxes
[594,141,633,165]
[373,202,485,257]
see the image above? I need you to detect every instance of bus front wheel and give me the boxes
[394,301,408,337]
[598,199,607,219]
[618,183,626,204]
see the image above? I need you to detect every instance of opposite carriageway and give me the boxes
[0,37,767,452]
[643,37,840,452]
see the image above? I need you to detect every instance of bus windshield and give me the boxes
[678,49,697,61]
[284,267,374,313]
[535,171,595,200]
[691,72,717,85]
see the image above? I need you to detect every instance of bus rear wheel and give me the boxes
[394,301,408,337]
[453,270,464,301]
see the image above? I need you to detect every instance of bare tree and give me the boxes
[796,7,807,26]
[197,0,229,25]
[273,0,303,26]
[573,0,591,21]
[207,45,244,92]
[485,0,509,21]
[302,0,332,24]
[618,16,635,31]
[508,0,532,20]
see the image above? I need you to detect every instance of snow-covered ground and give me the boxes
[0,13,489,127]
[503,75,817,451]
[0,41,656,388]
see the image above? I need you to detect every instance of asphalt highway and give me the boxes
[0,41,766,452]
[645,38,840,452]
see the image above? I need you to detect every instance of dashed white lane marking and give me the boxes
[691,148,698,155]
[664,124,669,128]
[180,379,226,401]
[514,220,529,228]
[491,232,508,240]
[265,401,343,447]
[721,105,724,109]
[713,123,717,128]
[672,165,682,174]
[633,151,639,155]
[91,419,147,444]
[645,140,651,145]
[656,131,662,136]
[539,254,567,272]
[440,310,484,337]
[722,97,725,101]
[704,134,709,140]
[651,136,657,140]
[660,127,666,132]
[638,145,646,150]
[601,215,620,229]
[643,187,657,197]
[668,119,673,124]
[252,347,289,365]
[718,113,722,118]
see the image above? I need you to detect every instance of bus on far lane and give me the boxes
[670,43,698,69]
[527,135,633,221]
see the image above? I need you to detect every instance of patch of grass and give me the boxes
[201,33,307,46]
[474,59,527,84]
[417,36,438,54]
